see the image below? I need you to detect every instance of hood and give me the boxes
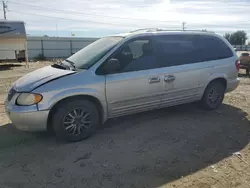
[13,65,76,92]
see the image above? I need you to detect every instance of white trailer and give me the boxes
[0,20,27,62]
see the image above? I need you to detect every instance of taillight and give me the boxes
[235,60,240,71]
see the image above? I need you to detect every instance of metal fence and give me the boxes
[27,37,98,60]
[26,38,250,59]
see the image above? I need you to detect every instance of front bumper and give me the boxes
[4,96,49,131]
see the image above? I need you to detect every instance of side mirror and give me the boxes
[103,58,121,74]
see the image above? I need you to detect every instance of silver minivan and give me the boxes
[5,29,240,142]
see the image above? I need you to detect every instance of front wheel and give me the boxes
[201,81,226,110]
[52,99,99,142]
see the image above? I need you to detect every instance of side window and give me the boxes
[152,34,233,68]
[153,35,196,67]
[128,40,149,59]
[193,35,233,62]
[104,37,159,73]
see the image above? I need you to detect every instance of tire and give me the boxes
[246,68,249,75]
[52,99,99,142]
[201,81,226,110]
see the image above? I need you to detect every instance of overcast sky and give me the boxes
[2,0,250,38]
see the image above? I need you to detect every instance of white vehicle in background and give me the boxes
[0,20,27,62]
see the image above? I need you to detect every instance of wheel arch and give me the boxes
[201,77,227,98]
[207,77,227,88]
[198,76,228,101]
[47,95,105,132]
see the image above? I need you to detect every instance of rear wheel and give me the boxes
[201,81,226,110]
[52,99,99,142]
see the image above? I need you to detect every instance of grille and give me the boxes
[8,88,16,101]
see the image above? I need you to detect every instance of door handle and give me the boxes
[164,75,175,82]
[148,77,161,84]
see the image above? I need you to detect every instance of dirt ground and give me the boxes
[0,61,249,188]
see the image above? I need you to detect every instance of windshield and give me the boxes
[64,36,124,69]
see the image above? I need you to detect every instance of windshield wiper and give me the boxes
[65,59,76,70]
[51,61,68,70]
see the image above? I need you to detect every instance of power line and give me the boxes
[9,9,250,31]
[10,10,156,28]
[8,1,174,24]
[10,1,249,32]
[9,1,250,28]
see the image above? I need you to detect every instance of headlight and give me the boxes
[16,93,43,106]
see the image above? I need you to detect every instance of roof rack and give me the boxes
[130,28,158,33]
[130,28,211,33]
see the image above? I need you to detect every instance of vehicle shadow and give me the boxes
[0,64,22,71]
[0,103,249,188]
[0,123,52,150]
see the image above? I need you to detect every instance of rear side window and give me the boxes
[153,34,233,68]
[193,35,233,62]
[153,35,195,67]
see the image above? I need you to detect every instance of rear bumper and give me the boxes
[226,78,240,93]
[5,99,49,131]
[240,64,249,69]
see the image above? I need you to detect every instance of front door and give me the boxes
[103,37,163,117]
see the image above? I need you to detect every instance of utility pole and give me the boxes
[182,22,186,31]
[2,1,7,19]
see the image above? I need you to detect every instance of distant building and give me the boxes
[0,20,27,62]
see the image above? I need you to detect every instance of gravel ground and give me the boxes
[0,62,249,188]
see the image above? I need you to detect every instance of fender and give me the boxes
[37,87,108,123]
